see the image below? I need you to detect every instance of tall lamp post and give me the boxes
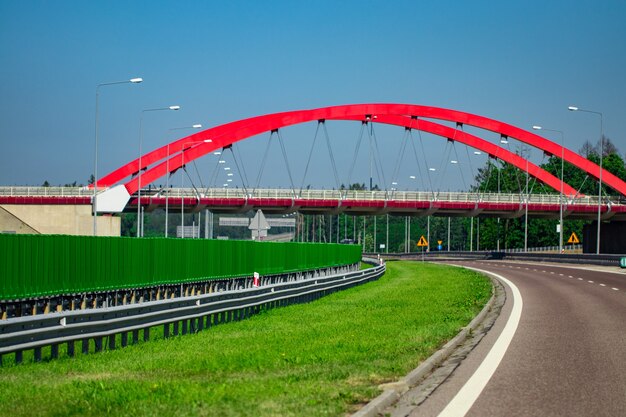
[568,106,604,254]
[165,124,203,237]
[533,125,565,253]
[138,105,181,237]
[180,139,212,238]
[93,77,142,236]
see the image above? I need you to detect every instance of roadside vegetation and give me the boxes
[0,261,491,417]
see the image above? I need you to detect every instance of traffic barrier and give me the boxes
[0,235,361,301]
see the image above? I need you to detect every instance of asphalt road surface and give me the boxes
[403,261,626,417]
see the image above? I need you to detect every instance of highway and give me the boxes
[393,261,626,417]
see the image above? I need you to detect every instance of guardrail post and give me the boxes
[121,332,128,347]
[51,343,59,359]
[143,327,150,342]
[182,320,188,335]
[108,335,116,350]
[132,330,139,344]
[94,337,103,352]
[67,341,75,357]
[164,323,170,338]
[173,321,179,336]
[15,350,22,364]
[34,347,42,362]
[82,339,89,354]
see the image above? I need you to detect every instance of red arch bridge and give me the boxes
[2,104,626,221]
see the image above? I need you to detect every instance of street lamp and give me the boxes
[164,124,203,237]
[568,106,604,254]
[93,77,142,236]
[533,125,565,253]
[137,105,181,237]
[180,139,212,238]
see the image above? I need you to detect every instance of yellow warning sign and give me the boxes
[437,240,443,245]
[417,236,429,247]
[567,232,580,244]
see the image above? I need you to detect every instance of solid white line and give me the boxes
[438,268,523,417]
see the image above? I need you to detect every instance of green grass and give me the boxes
[0,261,491,417]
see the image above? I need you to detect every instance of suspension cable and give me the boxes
[191,159,205,191]
[227,146,249,195]
[276,129,297,198]
[415,119,436,198]
[321,121,341,191]
[232,144,251,191]
[346,122,367,189]
[254,130,274,191]
[299,121,321,195]
[207,156,221,191]
[183,166,201,199]
[390,128,410,192]
[368,122,388,190]
[435,140,453,192]
[450,141,467,191]
[407,130,426,191]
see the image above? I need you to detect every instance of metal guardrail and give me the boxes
[372,251,625,266]
[0,259,385,365]
[2,186,624,206]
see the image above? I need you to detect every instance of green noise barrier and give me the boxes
[0,234,362,301]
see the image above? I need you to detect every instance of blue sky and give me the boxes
[1,0,625,192]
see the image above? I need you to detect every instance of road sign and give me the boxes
[437,240,443,245]
[438,245,442,251]
[567,232,580,244]
[620,258,626,268]
[417,235,428,247]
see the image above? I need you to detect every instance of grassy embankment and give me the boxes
[0,261,491,417]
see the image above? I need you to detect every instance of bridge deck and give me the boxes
[1,187,625,220]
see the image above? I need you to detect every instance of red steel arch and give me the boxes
[98,104,626,198]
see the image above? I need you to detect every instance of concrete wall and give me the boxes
[0,204,120,236]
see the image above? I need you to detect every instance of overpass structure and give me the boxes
[2,103,626,243]
[1,186,625,220]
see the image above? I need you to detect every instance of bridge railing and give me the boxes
[1,186,623,207]
[0,186,93,197]
[149,188,617,207]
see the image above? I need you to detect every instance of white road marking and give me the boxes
[578,278,584,281]
[612,288,619,291]
[559,274,564,276]
[600,284,606,287]
[568,275,573,278]
[438,268,523,417]
[588,281,594,283]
